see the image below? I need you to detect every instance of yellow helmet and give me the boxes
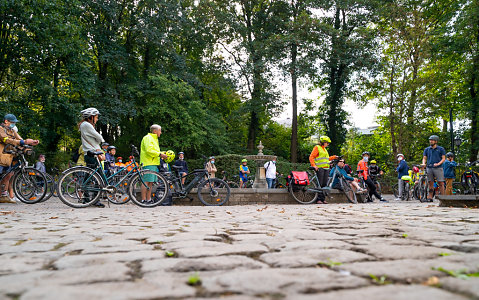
[164,150,175,163]
[319,136,331,143]
[370,160,377,164]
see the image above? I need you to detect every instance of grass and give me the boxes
[433,267,479,280]
[165,250,177,257]
[51,243,68,251]
[187,272,202,286]
[13,240,27,246]
[317,259,342,268]
[369,274,391,285]
[438,252,452,257]
[401,233,408,238]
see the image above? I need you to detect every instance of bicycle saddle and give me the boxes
[87,150,104,157]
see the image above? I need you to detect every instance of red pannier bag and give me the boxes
[289,171,310,186]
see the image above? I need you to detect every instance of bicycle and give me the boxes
[414,168,428,201]
[393,175,413,201]
[0,145,47,204]
[56,145,169,208]
[220,171,240,188]
[461,161,479,195]
[41,168,61,202]
[274,173,287,188]
[164,156,230,206]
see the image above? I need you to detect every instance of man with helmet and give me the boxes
[79,107,106,207]
[422,135,446,201]
[309,136,331,204]
[443,152,458,195]
[174,152,189,184]
[140,124,168,204]
[105,146,117,173]
[396,153,409,201]
[357,152,387,202]
[0,114,39,203]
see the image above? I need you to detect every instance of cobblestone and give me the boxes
[0,197,478,299]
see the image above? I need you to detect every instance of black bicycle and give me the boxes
[461,161,479,195]
[0,145,47,203]
[164,157,231,206]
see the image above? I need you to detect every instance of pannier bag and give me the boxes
[288,171,310,186]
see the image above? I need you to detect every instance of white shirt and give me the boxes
[264,161,276,179]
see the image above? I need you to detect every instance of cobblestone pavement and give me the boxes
[0,196,478,300]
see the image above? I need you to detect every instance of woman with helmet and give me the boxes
[239,159,250,188]
[422,135,446,201]
[357,151,387,202]
[396,153,409,201]
[205,156,217,178]
[443,152,458,195]
[78,107,106,207]
[309,135,331,204]
[140,124,168,204]
[174,152,188,184]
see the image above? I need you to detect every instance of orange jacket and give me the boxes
[357,159,369,180]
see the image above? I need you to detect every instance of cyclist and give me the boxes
[395,153,409,201]
[206,156,217,178]
[357,151,387,202]
[140,124,168,204]
[443,152,458,195]
[174,152,188,185]
[309,136,332,204]
[422,135,446,201]
[0,114,39,203]
[239,159,250,188]
[79,107,106,207]
[368,160,383,178]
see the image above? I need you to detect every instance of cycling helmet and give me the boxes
[362,151,370,156]
[397,153,404,158]
[101,142,109,147]
[107,146,116,152]
[446,152,454,158]
[81,107,100,119]
[319,136,331,143]
[178,152,184,155]
[428,135,439,141]
[241,159,247,163]
[370,160,377,164]
[413,166,420,173]
[209,156,215,160]
[164,150,175,163]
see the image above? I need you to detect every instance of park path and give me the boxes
[0,198,478,299]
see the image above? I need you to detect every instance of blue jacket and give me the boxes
[329,166,354,187]
[396,160,409,179]
[173,159,188,173]
[443,160,457,179]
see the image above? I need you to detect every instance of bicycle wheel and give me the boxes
[403,182,410,201]
[128,170,168,208]
[289,177,319,204]
[197,178,230,206]
[227,181,239,189]
[392,183,399,198]
[360,179,372,202]
[419,177,428,201]
[12,168,47,204]
[375,181,382,195]
[340,178,357,204]
[40,173,55,202]
[106,178,130,205]
[57,167,103,208]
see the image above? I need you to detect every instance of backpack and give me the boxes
[288,171,310,186]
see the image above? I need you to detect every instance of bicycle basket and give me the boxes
[289,171,309,186]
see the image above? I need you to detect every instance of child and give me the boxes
[239,159,250,188]
[443,152,458,195]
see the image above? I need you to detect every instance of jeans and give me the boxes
[398,179,405,199]
[266,178,275,189]
[315,168,330,201]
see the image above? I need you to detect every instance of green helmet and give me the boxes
[319,136,331,143]
[428,135,439,141]
[164,150,175,163]
[241,159,247,163]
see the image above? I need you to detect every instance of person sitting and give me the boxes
[174,152,188,184]
[330,158,366,193]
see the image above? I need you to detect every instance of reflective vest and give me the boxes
[314,145,330,168]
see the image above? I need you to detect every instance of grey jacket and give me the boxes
[80,121,104,153]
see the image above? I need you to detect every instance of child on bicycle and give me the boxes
[239,159,250,188]
[443,152,458,195]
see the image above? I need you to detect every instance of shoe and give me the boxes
[379,198,389,203]
[0,196,16,204]
[322,200,328,204]
[394,198,401,201]
[94,202,105,208]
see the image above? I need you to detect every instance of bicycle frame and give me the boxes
[169,169,210,197]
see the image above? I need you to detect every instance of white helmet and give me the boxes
[397,153,404,158]
[81,107,100,119]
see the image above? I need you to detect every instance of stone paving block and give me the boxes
[351,244,459,260]
[53,251,165,269]
[175,243,269,258]
[440,276,479,298]
[291,284,469,300]
[201,267,370,295]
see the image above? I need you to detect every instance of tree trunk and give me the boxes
[470,63,479,162]
[290,42,298,163]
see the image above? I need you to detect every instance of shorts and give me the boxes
[427,167,445,182]
[0,165,12,174]
[142,165,159,182]
[240,176,247,182]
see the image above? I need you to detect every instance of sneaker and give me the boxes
[94,202,105,208]
[379,198,389,203]
[394,198,401,201]
[0,196,16,204]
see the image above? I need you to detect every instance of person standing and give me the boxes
[0,114,39,203]
[239,159,250,188]
[174,152,188,184]
[422,135,446,201]
[443,152,458,195]
[395,154,409,201]
[309,136,331,204]
[357,151,387,202]
[264,157,277,189]
[35,154,46,174]
[79,107,105,207]
[140,124,168,204]
[205,156,217,178]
